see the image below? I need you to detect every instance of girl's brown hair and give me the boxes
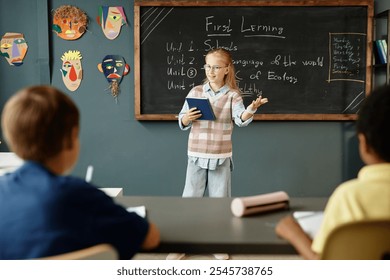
[1,85,79,163]
[203,48,240,91]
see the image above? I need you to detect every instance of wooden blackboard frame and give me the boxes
[134,0,373,121]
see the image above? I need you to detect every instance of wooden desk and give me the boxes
[116,196,327,255]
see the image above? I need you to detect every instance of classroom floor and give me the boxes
[133,253,301,260]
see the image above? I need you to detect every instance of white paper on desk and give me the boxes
[293,211,324,239]
[127,206,146,218]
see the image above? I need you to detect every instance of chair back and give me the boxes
[321,220,390,260]
[41,243,118,260]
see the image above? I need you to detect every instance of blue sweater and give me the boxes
[0,161,148,260]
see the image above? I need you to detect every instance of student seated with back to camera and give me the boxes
[275,84,390,259]
[0,85,160,259]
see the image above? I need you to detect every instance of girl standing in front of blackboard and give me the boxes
[169,48,268,260]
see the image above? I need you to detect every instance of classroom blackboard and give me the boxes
[134,0,373,120]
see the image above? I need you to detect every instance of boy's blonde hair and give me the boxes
[1,86,79,163]
[204,48,240,91]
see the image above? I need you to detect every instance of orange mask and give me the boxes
[53,5,88,40]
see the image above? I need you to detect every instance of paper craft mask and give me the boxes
[97,6,127,40]
[53,5,88,40]
[60,50,83,91]
[0,33,28,66]
[97,55,130,99]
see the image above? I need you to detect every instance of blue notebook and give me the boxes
[186,97,216,120]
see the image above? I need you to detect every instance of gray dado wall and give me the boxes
[2,0,386,197]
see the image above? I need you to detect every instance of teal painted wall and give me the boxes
[2,0,382,197]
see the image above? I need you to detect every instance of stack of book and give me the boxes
[375,39,388,64]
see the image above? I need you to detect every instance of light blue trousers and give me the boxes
[182,158,232,198]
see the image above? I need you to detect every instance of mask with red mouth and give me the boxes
[98,55,130,100]
[60,50,83,91]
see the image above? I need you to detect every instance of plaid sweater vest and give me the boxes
[188,85,238,159]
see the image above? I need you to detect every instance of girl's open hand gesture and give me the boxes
[248,96,268,111]
[241,96,268,121]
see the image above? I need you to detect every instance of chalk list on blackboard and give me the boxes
[328,33,366,83]
[135,2,373,120]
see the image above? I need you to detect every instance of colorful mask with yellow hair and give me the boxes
[60,50,83,91]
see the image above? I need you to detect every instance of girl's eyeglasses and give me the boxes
[203,64,228,72]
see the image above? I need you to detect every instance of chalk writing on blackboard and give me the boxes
[135,3,373,120]
[328,33,366,83]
